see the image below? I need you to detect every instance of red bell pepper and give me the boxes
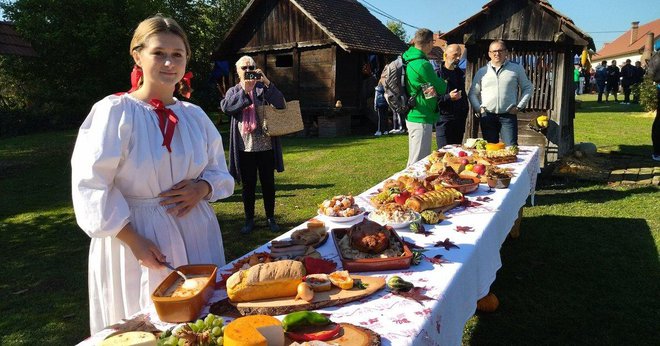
[286,323,341,342]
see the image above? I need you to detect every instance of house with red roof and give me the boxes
[595,19,660,66]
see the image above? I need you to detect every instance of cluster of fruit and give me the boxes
[158,313,224,346]
[372,176,431,206]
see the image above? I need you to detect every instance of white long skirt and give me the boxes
[87,197,226,334]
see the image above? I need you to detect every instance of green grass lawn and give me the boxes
[1,97,658,345]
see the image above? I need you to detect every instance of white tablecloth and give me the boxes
[80,146,540,346]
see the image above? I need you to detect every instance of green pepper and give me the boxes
[282,311,331,332]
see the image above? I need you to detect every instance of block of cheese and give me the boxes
[101,331,157,346]
[224,315,284,346]
[226,259,305,302]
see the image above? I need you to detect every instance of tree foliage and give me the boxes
[0,0,248,135]
[638,75,658,112]
[386,20,407,43]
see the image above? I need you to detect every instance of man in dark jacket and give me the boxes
[435,44,467,148]
[594,60,608,102]
[620,59,635,104]
[605,60,620,102]
[632,61,645,103]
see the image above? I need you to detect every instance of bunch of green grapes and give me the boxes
[158,313,225,346]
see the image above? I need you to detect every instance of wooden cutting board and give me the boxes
[285,323,380,346]
[234,275,385,316]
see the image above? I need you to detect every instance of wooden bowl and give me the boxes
[487,176,511,189]
[442,177,481,194]
[331,223,412,272]
[151,264,217,323]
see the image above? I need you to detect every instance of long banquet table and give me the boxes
[80,145,540,346]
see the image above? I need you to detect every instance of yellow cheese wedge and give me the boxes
[101,331,157,346]
[224,315,284,346]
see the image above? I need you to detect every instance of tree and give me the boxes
[386,20,407,43]
[0,0,247,134]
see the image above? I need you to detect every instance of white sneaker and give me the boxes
[374,131,382,136]
[653,154,660,161]
[383,131,389,135]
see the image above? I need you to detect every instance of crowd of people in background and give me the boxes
[577,58,646,104]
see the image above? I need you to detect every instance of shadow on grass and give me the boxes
[535,184,659,204]
[0,211,89,345]
[612,145,658,162]
[576,97,643,113]
[466,215,660,345]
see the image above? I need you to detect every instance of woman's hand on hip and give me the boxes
[159,179,211,217]
[116,224,166,270]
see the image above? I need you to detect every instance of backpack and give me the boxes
[379,56,421,116]
[647,51,660,83]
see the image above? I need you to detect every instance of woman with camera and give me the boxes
[220,56,286,234]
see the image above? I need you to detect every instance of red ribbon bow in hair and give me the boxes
[149,99,179,152]
[129,65,143,93]
[179,71,193,99]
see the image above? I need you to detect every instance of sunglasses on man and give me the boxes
[241,65,256,70]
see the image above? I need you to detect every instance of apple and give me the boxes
[465,164,475,171]
[394,190,411,205]
[473,164,486,175]
[460,158,469,165]
[458,151,468,157]
[414,187,427,195]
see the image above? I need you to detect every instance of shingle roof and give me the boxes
[595,19,660,59]
[290,0,407,55]
[0,21,38,57]
[215,0,407,57]
[441,0,595,50]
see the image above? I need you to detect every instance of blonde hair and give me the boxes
[129,15,192,96]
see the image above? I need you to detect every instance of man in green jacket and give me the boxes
[403,28,447,166]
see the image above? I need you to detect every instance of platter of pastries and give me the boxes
[317,195,365,222]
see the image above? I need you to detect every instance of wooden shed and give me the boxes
[441,0,595,165]
[0,21,37,57]
[211,0,407,136]
[1,21,37,109]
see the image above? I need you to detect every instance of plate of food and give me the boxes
[427,167,481,194]
[366,204,420,229]
[317,195,365,223]
[331,219,413,272]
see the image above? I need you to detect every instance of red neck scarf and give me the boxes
[149,99,178,152]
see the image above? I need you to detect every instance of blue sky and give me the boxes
[1,0,656,51]
[360,0,659,52]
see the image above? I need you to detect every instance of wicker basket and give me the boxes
[259,100,304,137]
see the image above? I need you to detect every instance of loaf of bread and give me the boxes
[226,260,306,302]
[405,189,462,212]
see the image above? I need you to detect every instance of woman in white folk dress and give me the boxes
[71,15,234,334]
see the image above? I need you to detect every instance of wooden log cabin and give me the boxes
[211,0,407,136]
[441,0,595,165]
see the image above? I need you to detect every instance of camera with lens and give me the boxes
[244,71,262,80]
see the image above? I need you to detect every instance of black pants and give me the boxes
[436,116,467,148]
[622,83,631,103]
[376,106,389,132]
[606,82,619,101]
[653,88,660,156]
[239,150,276,220]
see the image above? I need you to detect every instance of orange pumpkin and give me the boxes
[476,293,499,312]
[485,143,506,151]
